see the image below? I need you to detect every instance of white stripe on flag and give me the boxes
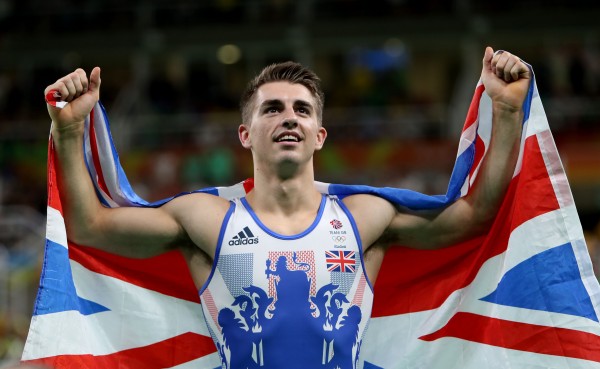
[28,261,209,357]
[215,182,247,200]
[46,206,68,248]
[363,313,599,369]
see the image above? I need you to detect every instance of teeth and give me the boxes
[278,135,299,142]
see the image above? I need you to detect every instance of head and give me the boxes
[240,61,325,126]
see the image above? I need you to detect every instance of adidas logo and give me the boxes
[228,226,259,246]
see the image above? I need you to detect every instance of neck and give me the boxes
[247,158,321,214]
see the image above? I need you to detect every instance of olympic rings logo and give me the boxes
[332,236,346,242]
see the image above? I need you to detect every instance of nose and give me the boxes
[282,118,298,128]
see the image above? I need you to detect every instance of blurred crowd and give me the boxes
[1,0,600,364]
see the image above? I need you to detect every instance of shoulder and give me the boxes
[341,193,395,215]
[162,192,234,255]
[341,194,397,248]
[162,192,233,223]
[164,191,231,208]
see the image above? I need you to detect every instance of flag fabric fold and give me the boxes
[23,68,600,368]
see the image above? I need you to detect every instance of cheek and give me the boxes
[250,126,272,147]
[252,127,268,141]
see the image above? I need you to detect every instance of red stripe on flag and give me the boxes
[243,177,255,193]
[509,135,560,227]
[372,135,560,317]
[68,243,200,303]
[88,108,112,199]
[47,138,63,213]
[26,332,217,369]
[468,134,486,183]
[419,312,600,363]
[462,84,485,133]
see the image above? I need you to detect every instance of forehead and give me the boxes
[254,81,316,108]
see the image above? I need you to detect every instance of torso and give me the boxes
[198,194,374,369]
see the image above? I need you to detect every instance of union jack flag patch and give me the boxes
[325,250,356,273]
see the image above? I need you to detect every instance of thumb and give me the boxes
[89,67,101,97]
[482,46,494,75]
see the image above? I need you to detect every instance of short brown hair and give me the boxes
[240,61,325,125]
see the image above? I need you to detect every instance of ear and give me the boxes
[314,126,327,151]
[238,124,252,149]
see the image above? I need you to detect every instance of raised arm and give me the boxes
[345,47,531,250]
[46,68,228,258]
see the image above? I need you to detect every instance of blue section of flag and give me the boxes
[521,62,534,124]
[481,243,598,321]
[327,184,449,210]
[364,361,385,369]
[33,239,110,316]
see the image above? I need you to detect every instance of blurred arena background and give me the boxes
[1,0,599,363]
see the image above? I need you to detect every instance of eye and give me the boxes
[264,107,279,114]
[296,107,310,115]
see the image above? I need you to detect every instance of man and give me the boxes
[45,46,529,368]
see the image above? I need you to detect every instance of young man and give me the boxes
[45,46,529,369]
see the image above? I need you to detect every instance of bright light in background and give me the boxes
[383,37,406,57]
[217,44,242,65]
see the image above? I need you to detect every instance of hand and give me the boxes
[481,47,531,112]
[45,67,101,132]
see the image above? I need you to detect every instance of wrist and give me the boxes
[52,120,85,140]
[491,101,523,138]
[491,99,523,115]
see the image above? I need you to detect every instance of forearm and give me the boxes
[52,122,107,244]
[467,102,522,228]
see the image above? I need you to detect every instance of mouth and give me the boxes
[274,132,302,143]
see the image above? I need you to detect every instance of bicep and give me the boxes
[81,204,187,258]
[386,198,480,249]
[346,193,483,251]
[82,193,230,258]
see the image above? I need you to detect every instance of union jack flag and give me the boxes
[22,61,600,369]
[326,250,356,273]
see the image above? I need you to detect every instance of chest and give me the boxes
[216,197,363,293]
[223,196,357,250]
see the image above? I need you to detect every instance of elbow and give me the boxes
[468,205,498,237]
[63,213,104,246]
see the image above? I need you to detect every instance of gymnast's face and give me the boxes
[238,81,327,171]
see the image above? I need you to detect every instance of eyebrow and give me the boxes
[260,99,284,109]
[294,100,313,111]
[259,99,314,111]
